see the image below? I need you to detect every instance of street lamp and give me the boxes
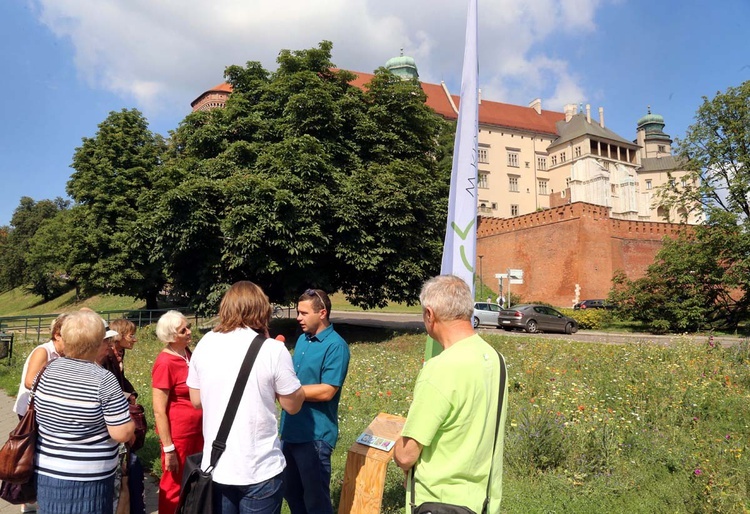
[478,255,484,301]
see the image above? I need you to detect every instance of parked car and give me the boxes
[498,304,578,334]
[473,302,502,328]
[573,299,614,310]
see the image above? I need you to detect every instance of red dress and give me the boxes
[151,351,203,514]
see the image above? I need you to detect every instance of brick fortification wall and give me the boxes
[477,202,689,308]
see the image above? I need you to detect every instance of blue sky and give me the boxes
[1,0,749,227]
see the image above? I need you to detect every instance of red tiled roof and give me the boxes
[192,71,565,135]
[190,82,234,108]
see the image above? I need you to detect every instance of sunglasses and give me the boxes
[178,323,192,335]
[305,289,326,309]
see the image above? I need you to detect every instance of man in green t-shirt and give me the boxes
[394,275,508,514]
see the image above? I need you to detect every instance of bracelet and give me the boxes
[162,444,176,453]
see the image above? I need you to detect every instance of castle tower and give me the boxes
[636,106,673,159]
[384,49,419,80]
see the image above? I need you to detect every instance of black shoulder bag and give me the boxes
[410,351,507,514]
[176,334,265,514]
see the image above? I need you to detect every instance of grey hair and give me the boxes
[419,275,474,322]
[155,310,187,344]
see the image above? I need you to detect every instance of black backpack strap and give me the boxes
[482,351,507,514]
[207,333,265,470]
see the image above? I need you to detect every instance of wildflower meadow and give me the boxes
[2,323,748,513]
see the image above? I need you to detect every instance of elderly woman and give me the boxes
[100,319,138,402]
[100,319,146,514]
[186,281,304,514]
[34,309,134,514]
[13,313,68,513]
[152,311,204,514]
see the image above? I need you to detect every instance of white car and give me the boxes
[473,302,502,328]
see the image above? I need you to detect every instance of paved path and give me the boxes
[0,390,159,514]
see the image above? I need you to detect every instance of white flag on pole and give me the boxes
[425,0,478,361]
[440,0,478,294]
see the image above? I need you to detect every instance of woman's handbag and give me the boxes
[0,362,50,484]
[128,402,148,452]
[176,334,266,514]
[0,477,36,505]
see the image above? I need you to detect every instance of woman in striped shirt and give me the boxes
[34,309,135,514]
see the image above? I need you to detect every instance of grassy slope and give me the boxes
[0,287,144,317]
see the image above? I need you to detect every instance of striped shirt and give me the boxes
[34,358,131,481]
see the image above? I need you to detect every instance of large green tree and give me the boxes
[658,80,750,221]
[145,41,452,311]
[67,109,166,309]
[615,81,750,332]
[0,196,68,297]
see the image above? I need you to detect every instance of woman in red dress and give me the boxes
[151,311,203,514]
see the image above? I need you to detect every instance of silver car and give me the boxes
[498,304,578,334]
[473,302,502,328]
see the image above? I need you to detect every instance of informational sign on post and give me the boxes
[509,269,524,284]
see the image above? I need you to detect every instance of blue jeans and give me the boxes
[212,473,283,514]
[282,440,333,514]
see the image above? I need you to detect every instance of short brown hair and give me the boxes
[213,281,272,333]
[50,313,70,339]
[109,319,136,343]
[62,310,106,359]
[298,288,331,318]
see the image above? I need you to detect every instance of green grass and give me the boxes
[3,323,748,513]
[0,287,144,317]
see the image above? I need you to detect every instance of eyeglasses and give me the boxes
[178,323,192,335]
[305,289,326,310]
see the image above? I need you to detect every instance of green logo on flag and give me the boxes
[451,219,476,272]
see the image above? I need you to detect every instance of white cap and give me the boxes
[101,317,119,339]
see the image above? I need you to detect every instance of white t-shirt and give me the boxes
[13,340,60,416]
[186,327,301,486]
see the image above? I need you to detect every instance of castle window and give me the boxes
[507,151,519,168]
[551,155,557,166]
[574,146,582,158]
[560,152,566,163]
[478,147,489,164]
[509,175,519,192]
[511,204,519,216]
[646,179,652,190]
[537,156,547,170]
[538,179,548,195]
[478,172,489,189]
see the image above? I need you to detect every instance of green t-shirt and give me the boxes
[401,334,507,513]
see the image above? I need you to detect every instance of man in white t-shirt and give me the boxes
[187,281,304,512]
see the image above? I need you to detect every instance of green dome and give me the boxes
[385,51,419,80]
[637,113,665,129]
[637,106,665,131]
[637,106,672,143]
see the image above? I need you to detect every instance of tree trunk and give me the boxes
[145,291,158,311]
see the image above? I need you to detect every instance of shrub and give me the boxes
[560,307,612,330]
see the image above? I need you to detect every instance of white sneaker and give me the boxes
[20,503,38,513]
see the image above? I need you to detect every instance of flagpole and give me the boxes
[425,0,479,361]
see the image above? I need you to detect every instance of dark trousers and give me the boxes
[282,441,333,514]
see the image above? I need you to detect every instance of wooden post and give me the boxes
[338,412,406,514]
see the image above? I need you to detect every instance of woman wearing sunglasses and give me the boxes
[152,311,204,514]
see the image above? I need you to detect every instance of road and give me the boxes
[330,310,744,347]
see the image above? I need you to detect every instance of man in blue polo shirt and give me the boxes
[281,288,350,514]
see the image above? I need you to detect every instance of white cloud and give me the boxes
[33,0,616,119]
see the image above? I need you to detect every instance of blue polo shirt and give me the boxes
[280,324,350,448]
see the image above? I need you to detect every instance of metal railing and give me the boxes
[0,305,293,344]
[0,308,208,344]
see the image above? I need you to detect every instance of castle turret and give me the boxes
[385,49,419,80]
